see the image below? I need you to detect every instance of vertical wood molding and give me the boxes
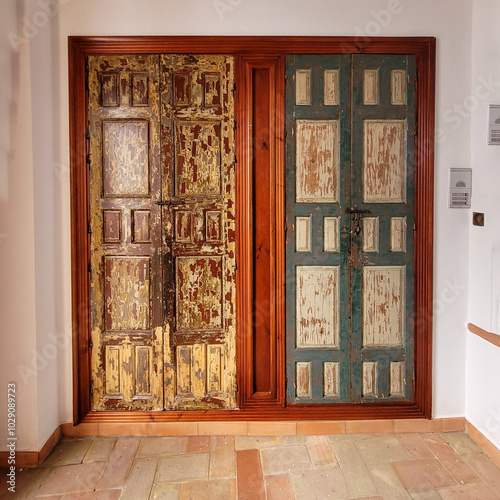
[69,39,91,423]
[236,54,285,407]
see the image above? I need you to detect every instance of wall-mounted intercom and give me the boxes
[449,168,472,209]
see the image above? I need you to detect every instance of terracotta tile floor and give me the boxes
[2,431,500,499]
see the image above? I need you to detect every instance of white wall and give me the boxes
[1,0,475,451]
[466,0,500,450]
[0,0,40,452]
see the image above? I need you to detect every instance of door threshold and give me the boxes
[80,403,430,423]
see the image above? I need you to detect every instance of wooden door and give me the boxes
[88,55,164,410]
[286,54,416,403]
[160,55,236,409]
[88,54,236,411]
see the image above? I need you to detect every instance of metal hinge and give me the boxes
[87,220,91,234]
[233,82,236,93]
[87,261,91,273]
[89,379,93,396]
[413,221,417,231]
[234,120,237,131]
[88,338,93,349]
[86,153,91,166]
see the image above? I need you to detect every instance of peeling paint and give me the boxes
[89,54,235,411]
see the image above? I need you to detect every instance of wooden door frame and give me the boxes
[69,36,435,423]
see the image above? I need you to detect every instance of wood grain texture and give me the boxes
[296,120,339,203]
[391,69,406,105]
[237,55,285,408]
[363,120,405,203]
[363,69,379,105]
[296,266,339,348]
[362,266,405,347]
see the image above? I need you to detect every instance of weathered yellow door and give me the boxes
[88,54,235,410]
[160,55,236,409]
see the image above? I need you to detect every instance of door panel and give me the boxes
[89,54,236,411]
[286,54,352,404]
[286,54,416,404]
[89,55,163,410]
[351,54,416,402]
[160,55,236,409]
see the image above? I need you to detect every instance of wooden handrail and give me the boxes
[468,323,500,348]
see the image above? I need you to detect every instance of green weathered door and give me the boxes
[286,54,416,403]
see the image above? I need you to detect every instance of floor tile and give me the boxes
[8,466,51,499]
[394,419,443,434]
[305,435,338,468]
[264,473,295,500]
[149,483,180,500]
[60,423,99,437]
[96,437,140,490]
[235,435,281,450]
[290,468,350,499]
[397,433,436,460]
[198,422,247,435]
[410,492,441,500]
[83,437,117,463]
[236,449,265,500]
[120,458,157,500]
[136,436,188,458]
[367,463,412,499]
[42,437,94,467]
[61,491,122,500]
[8,429,500,500]
[329,438,363,467]
[441,432,482,457]
[247,421,296,435]
[442,418,466,432]
[34,462,104,496]
[436,482,498,499]
[391,459,456,491]
[179,478,236,500]
[421,433,480,485]
[280,435,306,445]
[98,423,149,436]
[465,452,500,495]
[187,436,211,453]
[346,419,394,434]
[156,453,209,483]
[260,444,312,474]
[341,462,379,498]
[356,435,412,464]
[210,436,236,479]
[147,422,197,436]
[296,420,345,435]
